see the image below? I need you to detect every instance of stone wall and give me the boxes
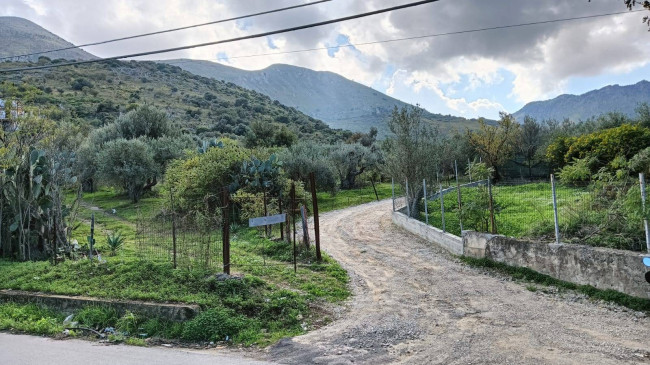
[463,231,650,299]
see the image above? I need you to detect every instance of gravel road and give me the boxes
[265,199,650,365]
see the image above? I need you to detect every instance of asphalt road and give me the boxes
[0,333,274,365]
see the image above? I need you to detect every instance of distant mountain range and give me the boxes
[161,59,484,135]
[0,17,96,62]
[513,81,650,122]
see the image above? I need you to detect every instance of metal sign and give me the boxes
[644,257,650,267]
[249,213,286,228]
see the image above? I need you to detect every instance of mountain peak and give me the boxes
[0,16,96,61]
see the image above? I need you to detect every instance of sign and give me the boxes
[249,213,286,228]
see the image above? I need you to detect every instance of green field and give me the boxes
[1,188,350,346]
[316,182,392,213]
[420,182,590,239]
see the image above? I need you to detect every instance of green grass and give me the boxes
[0,303,64,335]
[317,182,392,213]
[420,182,588,238]
[1,189,350,346]
[461,256,650,312]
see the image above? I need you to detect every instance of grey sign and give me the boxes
[249,213,286,227]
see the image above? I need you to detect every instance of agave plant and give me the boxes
[106,232,125,256]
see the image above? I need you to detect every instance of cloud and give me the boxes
[2,0,649,117]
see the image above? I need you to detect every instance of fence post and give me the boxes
[455,160,463,232]
[222,187,231,275]
[488,178,497,234]
[440,184,446,233]
[309,172,322,261]
[468,158,472,182]
[551,174,560,245]
[291,183,297,273]
[640,173,650,253]
[170,190,177,269]
[89,213,94,261]
[279,191,284,241]
[405,179,411,217]
[423,179,429,225]
[391,178,395,212]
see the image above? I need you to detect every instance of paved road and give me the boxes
[265,199,650,364]
[0,333,273,365]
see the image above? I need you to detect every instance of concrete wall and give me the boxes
[463,232,650,299]
[392,210,463,255]
[0,290,200,321]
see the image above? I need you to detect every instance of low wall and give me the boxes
[392,210,463,255]
[463,232,650,299]
[0,290,200,321]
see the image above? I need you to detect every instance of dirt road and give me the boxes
[266,200,650,364]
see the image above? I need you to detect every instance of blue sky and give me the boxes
[3,0,648,120]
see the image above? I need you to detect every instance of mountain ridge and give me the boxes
[161,59,485,135]
[0,16,96,62]
[513,80,650,122]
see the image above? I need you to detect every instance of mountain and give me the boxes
[513,81,650,122]
[0,16,96,62]
[161,59,483,135]
[0,60,346,143]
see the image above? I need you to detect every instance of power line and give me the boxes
[164,8,646,62]
[0,0,333,62]
[0,0,441,74]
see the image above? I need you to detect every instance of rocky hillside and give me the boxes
[0,60,347,143]
[513,80,650,122]
[0,17,96,62]
[162,59,484,135]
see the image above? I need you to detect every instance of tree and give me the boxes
[515,116,543,179]
[383,105,441,217]
[97,139,157,203]
[279,142,337,193]
[116,106,174,140]
[623,0,650,28]
[467,112,520,181]
[330,143,379,190]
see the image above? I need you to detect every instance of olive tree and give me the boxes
[383,105,441,218]
[97,139,157,202]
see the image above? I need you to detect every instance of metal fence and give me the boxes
[392,174,650,252]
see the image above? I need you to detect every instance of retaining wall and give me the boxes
[391,208,650,299]
[463,232,650,299]
[391,209,463,255]
[0,290,200,321]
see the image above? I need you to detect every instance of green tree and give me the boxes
[330,143,379,190]
[97,139,157,202]
[515,116,544,178]
[467,112,520,181]
[383,105,441,217]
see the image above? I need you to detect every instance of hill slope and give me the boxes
[513,80,650,122]
[162,59,483,135]
[0,60,346,143]
[0,17,96,62]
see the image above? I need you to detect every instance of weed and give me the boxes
[106,232,125,256]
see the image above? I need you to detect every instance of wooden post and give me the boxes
[370,176,379,201]
[291,183,297,273]
[279,192,284,241]
[222,187,231,275]
[170,190,177,269]
[89,213,95,260]
[455,160,463,232]
[309,172,322,261]
[551,174,560,245]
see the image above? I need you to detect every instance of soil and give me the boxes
[262,199,650,365]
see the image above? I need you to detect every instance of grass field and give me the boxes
[420,182,590,238]
[317,182,392,213]
[1,187,350,346]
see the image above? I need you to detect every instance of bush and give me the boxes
[181,307,250,342]
[97,138,157,202]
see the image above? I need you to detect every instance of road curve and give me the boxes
[266,199,650,365]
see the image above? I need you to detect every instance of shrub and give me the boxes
[181,307,250,342]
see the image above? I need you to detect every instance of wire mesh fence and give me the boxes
[394,175,649,251]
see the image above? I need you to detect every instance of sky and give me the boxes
[2,0,649,119]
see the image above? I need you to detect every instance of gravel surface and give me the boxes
[264,199,650,365]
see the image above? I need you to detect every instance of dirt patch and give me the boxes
[264,200,650,364]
